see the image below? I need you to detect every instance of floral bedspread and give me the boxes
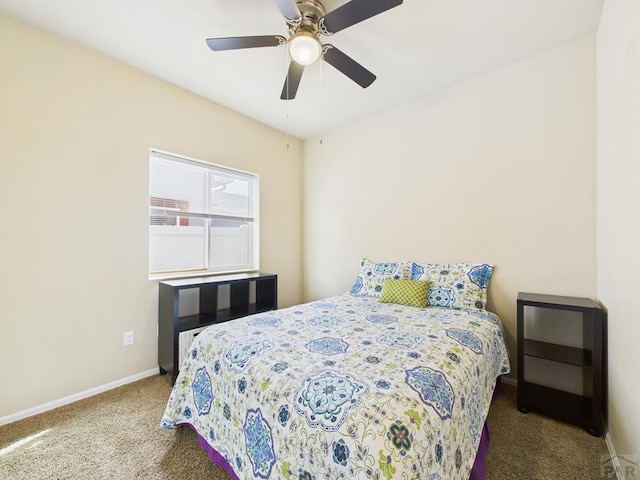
[161,293,510,480]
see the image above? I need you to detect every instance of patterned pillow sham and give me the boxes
[410,262,494,310]
[378,278,429,308]
[350,258,412,298]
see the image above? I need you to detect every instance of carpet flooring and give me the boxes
[0,375,608,479]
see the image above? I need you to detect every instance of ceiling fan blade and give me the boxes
[274,0,301,21]
[280,61,305,100]
[320,0,403,34]
[322,45,376,88]
[206,35,286,51]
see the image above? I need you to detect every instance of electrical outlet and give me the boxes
[123,331,134,346]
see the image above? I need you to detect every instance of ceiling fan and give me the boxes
[206,0,403,100]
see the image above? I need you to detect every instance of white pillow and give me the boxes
[411,262,494,310]
[349,258,412,298]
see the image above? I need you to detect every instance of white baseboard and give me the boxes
[604,423,622,480]
[501,375,518,387]
[0,368,158,427]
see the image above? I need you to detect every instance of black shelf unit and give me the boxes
[158,272,277,383]
[517,292,603,436]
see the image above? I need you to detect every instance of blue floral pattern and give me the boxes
[435,441,443,464]
[310,301,337,309]
[278,404,290,426]
[405,366,455,420]
[468,385,482,445]
[446,328,484,354]
[375,379,391,389]
[272,362,290,373]
[308,315,342,328]
[378,331,422,349]
[428,286,455,308]
[243,408,276,479]
[295,371,369,431]
[224,339,272,372]
[349,276,363,294]
[162,293,510,480]
[468,309,500,324]
[192,367,213,416]
[248,316,282,328]
[305,337,349,356]
[467,264,493,289]
[366,314,398,324]
[237,377,247,393]
[332,439,350,466]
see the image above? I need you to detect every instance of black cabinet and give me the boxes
[517,292,604,436]
[158,273,277,383]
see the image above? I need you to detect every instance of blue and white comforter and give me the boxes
[161,293,510,480]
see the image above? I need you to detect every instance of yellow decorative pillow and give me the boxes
[378,278,429,308]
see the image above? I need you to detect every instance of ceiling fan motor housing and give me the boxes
[288,0,326,35]
[297,0,326,21]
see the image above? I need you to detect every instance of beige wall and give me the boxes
[0,14,303,419]
[303,36,597,376]
[1,10,616,443]
[597,0,640,460]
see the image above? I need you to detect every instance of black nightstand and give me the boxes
[517,292,604,436]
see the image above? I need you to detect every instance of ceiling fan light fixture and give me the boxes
[288,32,321,65]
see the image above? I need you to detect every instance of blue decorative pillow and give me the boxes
[350,258,412,298]
[410,262,494,310]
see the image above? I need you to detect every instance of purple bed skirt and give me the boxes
[185,378,502,480]
[189,423,241,480]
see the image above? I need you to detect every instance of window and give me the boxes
[149,150,259,277]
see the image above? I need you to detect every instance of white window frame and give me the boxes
[148,149,259,279]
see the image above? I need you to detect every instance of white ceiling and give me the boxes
[0,0,603,139]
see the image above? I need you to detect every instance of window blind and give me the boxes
[149,150,259,277]
[149,150,255,222]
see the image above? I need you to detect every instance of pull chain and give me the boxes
[319,51,324,145]
[285,46,290,149]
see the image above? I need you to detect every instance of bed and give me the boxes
[161,262,510,480]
